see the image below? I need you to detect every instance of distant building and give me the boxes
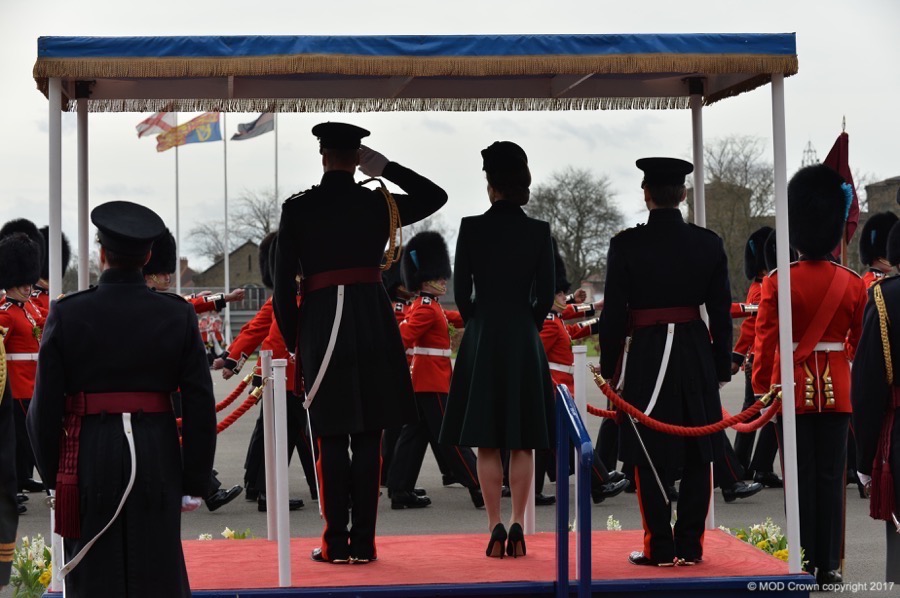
[191,240,262,290]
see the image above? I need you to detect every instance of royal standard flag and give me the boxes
[232,113,274,141]
[156,112,221,152]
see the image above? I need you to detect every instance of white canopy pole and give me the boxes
[222,113,232,344]
[771,73,802,574]
[175,121,182,295]
[260,350,278,540]
[76,99,89,291]
[47,77,64,594]
[690,93,706,229]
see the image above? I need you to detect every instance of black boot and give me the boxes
[722,481,763,503]
[205,485,243,512]
[257,494,304,511]
[592,479,628,504]
[390,490,431,509]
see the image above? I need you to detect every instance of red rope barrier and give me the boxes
[176,375,252,427]
[587,366,779,437]
[216,393,260,434]
[728,400,781,433]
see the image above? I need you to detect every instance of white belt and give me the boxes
[791,342,844,352]
[549,362,575,374]
[405,348,413,355]
[412,347,452,357]
[6,353,39,361]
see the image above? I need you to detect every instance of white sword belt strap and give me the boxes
[644,323,675,417]
[6,353,39,361]
[412,347,452,357]
[548,362,575,374]
[615,336,632,392]
[791,341,845,352]
[303,285,345,410]
[58,391,173,579]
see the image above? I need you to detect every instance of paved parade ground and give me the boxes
[7,370,896,597]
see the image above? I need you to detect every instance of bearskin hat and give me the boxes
[258,232,276,289]
[858,211,898,267]
[551,237,571,293]
[142,228,177,276]
[401,231,451,293]
[382,247,405,300]
[37,225,71,279]
[743,226,774,279]
[787,164,849,258]
[0,219,44,272]
[887,222,900,267]
[0,232,41,289]
[764,229,799,272]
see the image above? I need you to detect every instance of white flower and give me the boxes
[221,527,235,539]
[198,533,213,541]
[606,515,622,531]
[718,525,732,534]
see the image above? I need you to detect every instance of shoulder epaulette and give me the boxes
[54,286,97,304]
[0,303,11,311]
[421,296,432,305]
[833,263,862,278]
[545,313,555,320]
[687,223,722,238]
[283,187,315,205]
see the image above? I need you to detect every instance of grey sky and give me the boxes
[2,0,898,272]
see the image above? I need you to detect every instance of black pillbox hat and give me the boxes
[91,201,165,257]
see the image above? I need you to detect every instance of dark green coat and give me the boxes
[440,200,555,449]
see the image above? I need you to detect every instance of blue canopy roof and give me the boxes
[33,33,798,113]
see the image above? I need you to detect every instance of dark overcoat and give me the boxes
[0,371,16,587]
[597,208,732,471]
[273,163,447,437]
[439,200,555,449]
[27,268,217,598]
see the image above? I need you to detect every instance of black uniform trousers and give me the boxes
[733,360,778,476]
[598,414,620,470]
[244,392,318,498]
[712,431,745,488]
[634,437,711,563]
[535,445,611,494]
[382,424,454,487]
[388,392,478,492]
[13,398,36,489]
[774,413,849,573]
[318,430,382,561]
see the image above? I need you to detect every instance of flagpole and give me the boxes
[223,112,232,345]
[175,113,182,295]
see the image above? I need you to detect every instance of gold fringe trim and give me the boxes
[53,96,695,113]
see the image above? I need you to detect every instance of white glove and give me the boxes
[181,496,202,512]
[718,381,728,389]
[358,145,389,177]
[857,472,872,487]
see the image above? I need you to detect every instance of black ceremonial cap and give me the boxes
[142,228,177,276]
[0,233,40,289]
[787,164,847,258]
[763,229,798,272]
[382,248,405,300]
[258,232,276,289]
[551,237,571,293]
[636,157,693,187]
[91,201,165,257]
[859,211,898,266]
[0,218,44,269]
[743,226,774,279]
[38,225,71,279]
[311,122,370,151]
[481,141,528,173]
[887,221,900,267]
[401,231,451,293]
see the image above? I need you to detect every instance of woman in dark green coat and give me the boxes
[440,141,555,558]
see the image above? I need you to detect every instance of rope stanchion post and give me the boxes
[572,345,588,532]
[271,358,291,587]
[260,351,277,541]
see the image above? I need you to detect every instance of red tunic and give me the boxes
[399,295,454,393]
[0,297,45,400]
[559,303,597,321]
[224,298,274,373]
[187,293,226,314]
[539,312,598,394]
[861,269,885,289]
[752,261,866,413]
[260,296,300,393]
[30,286,50,313]
[732,279,762,366]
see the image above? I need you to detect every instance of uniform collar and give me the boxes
[3,295,25,307]
[487,200,525,216]
[99,268,147,285]
[321,170,356,185]
[420,292,440,302]
[646,208,685,225]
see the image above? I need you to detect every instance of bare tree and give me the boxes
[528,167,624,285]
[188,221,246,265]
[232,188,280,242]
[703,135,774,217]
[402,212,452,243]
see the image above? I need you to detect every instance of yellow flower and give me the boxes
[773,549,789,561]
[736,532,747,540]
[756,540,769,550]
[221,527,235,539]
[38,568,52,587]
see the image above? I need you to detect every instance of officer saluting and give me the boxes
[598,157,733,567]
[27,201,217,597]
[273,122,447,564]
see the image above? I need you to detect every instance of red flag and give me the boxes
[822,132,859,252]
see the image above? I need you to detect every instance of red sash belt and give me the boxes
[55,392,172,538]
[871,386,900,522]
[302,267,382,294]
[630,306,702,330]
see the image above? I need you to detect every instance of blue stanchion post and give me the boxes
[554,385,592,598]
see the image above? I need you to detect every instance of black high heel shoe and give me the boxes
[486,523,507,558]
[506,523,526,558]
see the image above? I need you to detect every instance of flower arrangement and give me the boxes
[10,534,52,598]
[198,533,213,541]
[721,518,802,564]
[606,515,622,531]
[221,527,253,540]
